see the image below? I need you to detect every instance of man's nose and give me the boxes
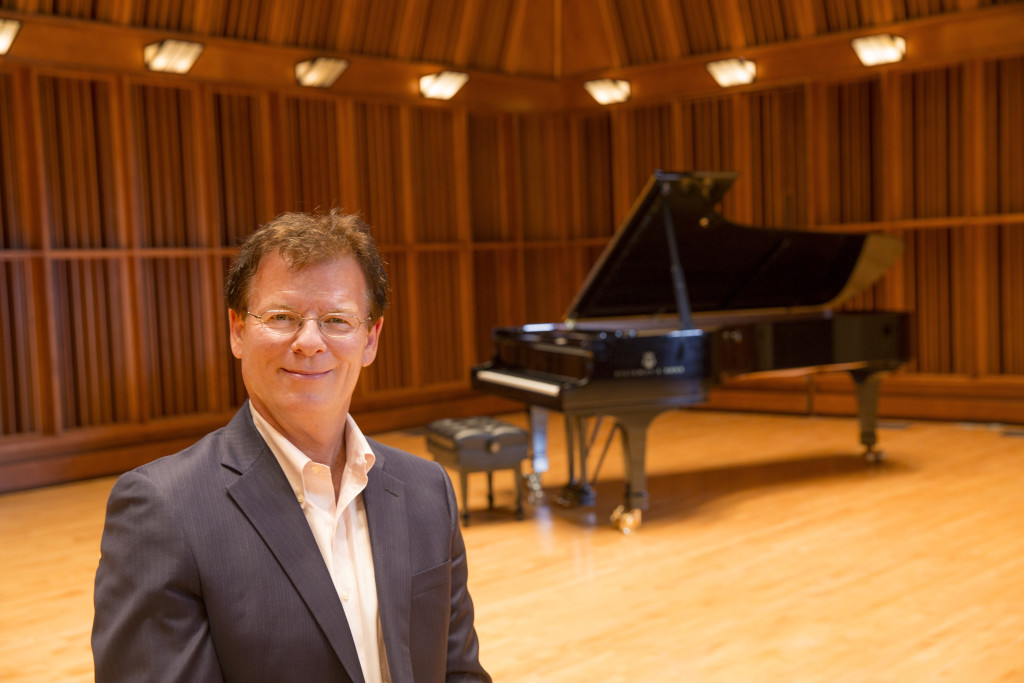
[291,318,327,354]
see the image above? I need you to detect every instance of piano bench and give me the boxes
[425,416,529,525]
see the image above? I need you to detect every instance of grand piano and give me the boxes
[471,171,911,532]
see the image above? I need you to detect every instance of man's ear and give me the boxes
[362,317,383,367]
[228,309,244,359]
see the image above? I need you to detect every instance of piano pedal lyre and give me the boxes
[610,505,642,535]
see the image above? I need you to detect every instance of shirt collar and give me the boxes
[249,402,376,505]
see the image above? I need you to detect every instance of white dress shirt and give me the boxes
[250,404,389,683]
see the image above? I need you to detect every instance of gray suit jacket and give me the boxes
[92,404,490,683]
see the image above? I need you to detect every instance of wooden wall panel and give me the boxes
[680,97,736,174]
[522,245,580,322]
[36,76,120,249]
[352,101,406,245]
[517,115,573,241]
[138,257,220,418]
[899,66,965,219]
[220,256,248,406]
[467,113,510,241]
[413,249,466,384]
[277,94,344,214]
[572,114,615,240]
[50,258,132,429]
[996,223,1024,374]
[129,84,205,247]
[984,56,1024,213]
[357,249,411,396]
[210,90,272,246]
[0,261,39,436]
[471,247,524,362]
[409,108,460,243]
[903,228,959,374]
[0,71,26,250]
[821,80,880,224]
[746,87,808,228]
[617,104,679,200]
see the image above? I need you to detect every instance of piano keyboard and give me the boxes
[474,369,562,397]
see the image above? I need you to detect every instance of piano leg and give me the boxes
[525,406,549,502]
[558,415,597,507]
[850,368,885,463]
[609,411,659,534]
[528,406,550,474]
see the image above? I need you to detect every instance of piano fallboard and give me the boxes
[473,324,708,412]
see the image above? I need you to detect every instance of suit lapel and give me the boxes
[221,406,367,683]
[363,446,414,682]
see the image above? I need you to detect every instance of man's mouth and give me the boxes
[283,368,331,379]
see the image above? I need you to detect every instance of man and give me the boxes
[92,209,491,683]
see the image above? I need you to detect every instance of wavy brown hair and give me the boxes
[225,208,389,322]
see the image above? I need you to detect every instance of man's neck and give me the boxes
[252,403,348,469]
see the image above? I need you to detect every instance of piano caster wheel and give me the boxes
[864,448,884,464]
[524,473,544,504]
[610,505,642,535]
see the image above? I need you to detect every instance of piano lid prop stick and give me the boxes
[661,181,694,330]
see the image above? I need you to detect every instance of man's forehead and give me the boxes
[256,251,357,276]
[251,252,368,297]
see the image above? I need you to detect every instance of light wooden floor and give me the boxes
[2,410,1024,682]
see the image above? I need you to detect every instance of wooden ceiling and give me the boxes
[5,0,1021,79]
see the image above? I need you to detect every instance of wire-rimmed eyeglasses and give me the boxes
[246,309,370,338]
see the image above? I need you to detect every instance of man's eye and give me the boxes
[323,315,353,326]
[268,312,295,322]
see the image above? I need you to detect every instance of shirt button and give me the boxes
[297,494,305,504]
[311,465,322,474]
[341,590,350,601]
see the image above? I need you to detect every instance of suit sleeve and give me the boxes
[92,468,225,682]
[441,471,493,683]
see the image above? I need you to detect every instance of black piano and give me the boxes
[471,171,910,531]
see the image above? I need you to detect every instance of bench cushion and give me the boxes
[425,416,528,470]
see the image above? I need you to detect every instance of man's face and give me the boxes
[228,252,382,437]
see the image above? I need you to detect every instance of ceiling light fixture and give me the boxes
[418,71,469,100]
[295,57,349,88]
[0,18,21,55]
[143,39,204,74]
[851,34,906,67]
[706,58,757,88]
[583,79,631,105]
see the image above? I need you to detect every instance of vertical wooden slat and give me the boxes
[398,105,421,385]
[725,93,752,225]
[1003,223,1024,374]
[450,109,477,379]
[806,82,828,228]
[62,79,82,248]
[38,77,63,249]
[337,98,359,212]
[961,60,989,376]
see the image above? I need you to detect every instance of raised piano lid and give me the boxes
[564,170,904,328]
